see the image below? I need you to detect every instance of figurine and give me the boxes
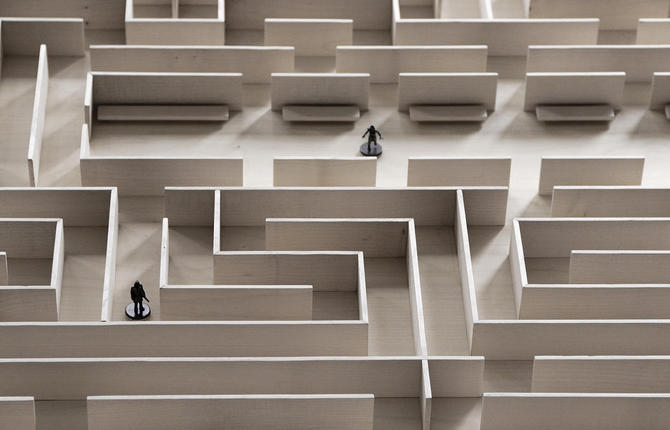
[360,125,383,156]
[125,280,151,320]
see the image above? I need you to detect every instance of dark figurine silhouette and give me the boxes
[361,125,383,156]
[130,280,149,317]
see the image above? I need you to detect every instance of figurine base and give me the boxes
[360,142,382,156]
[125,303,151,320]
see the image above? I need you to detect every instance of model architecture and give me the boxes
[1,0,670,429]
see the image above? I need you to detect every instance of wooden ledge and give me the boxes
[409,105,488,122]
[282,105,360,122]
[535,104,615,122]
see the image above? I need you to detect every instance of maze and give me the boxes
[3,0,670,429]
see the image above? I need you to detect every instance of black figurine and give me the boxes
[125,280,151,320]
[360,125,383,156]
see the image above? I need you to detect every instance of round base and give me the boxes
[125,302,151,320]
[360,142,382,157]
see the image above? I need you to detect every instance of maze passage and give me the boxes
[2,0,670,429]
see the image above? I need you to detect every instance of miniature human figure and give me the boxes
[360,125,383,156]
[130,280,149,317]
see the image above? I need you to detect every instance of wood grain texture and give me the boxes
[637,18,670,44]
[81,157,243,196]
[90,45,294,84]
[264,19,353,56]
[160,285,314,320]
[550,187,670,218]
[0,189,112,227]
[398,73,498,112]
[265,219,409,258]
[539,157,644,195]
[225,0,392,30]
[527,45,670,82]
[97,105,229,121]
[481,393,670,430]
[409,105,488,122]
[336,46,488,83]
[649,72,670,110]
[90,72,243,109]
[87,394,375,430]
[472,320,670,359]
[517,218,670,258]
[273,158,377,187]
[520,284,670,319]
[408,157,510,187]
[529,0,670,30]
[0,397,35,430]
[0,321,369,357]
[281,105,361,122]
[213,251,359,291]
[532,356,670,393]
[1,18,84,56]
[271,73,370,111]
[27,45,48,187]
[0,357,424,399]
[393,19,598,56]
[524,72,626,111]
[569,250,670,284]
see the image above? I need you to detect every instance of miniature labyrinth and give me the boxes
[3,1,670,429]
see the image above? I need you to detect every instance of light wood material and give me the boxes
[0,397,35,430]
[408,157,511,187]
[529,0,670,30]
[0,321,368,357]
[125,0,226,45]
[637,18,670,44]
[225,0,392,30]
[649,72,670,110]
[271,73,370,111]
[264,19,353,56]
[518,218,670,258]
[81,126,242,195]
[551,187,670,217]
[97,105,230,121]
[282,105,361,122]
[481,393,670,430]
[455,190,478,349]
[569,250,670,284]
[532,356,670,393]
[524,72,626,112]
[398,73,497,112]
[0,253,7,286]
[336,46,488,83]
[27,45,48,187]
[527,45,670,82]
[0,357,429,399]
[87,394,375,430]
[273,158,377,187]
[409,105,488,122]
[1,18,85,56]
[89,45,294,84]
[160,285,314,321]
[265,219,410,258]
[535,105,615,122]
[86,72,243,134]
[539,157,644,196]
[205,187,507,226]
[213,252,359,291]
[0,219,62,322]
[393,18,599,56]
[472,320,670,359]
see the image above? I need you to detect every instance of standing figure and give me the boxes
[126,280,151,320]
[360,125,383,156]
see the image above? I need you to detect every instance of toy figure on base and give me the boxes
[125,280,150,320]
[360,125,383,156]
